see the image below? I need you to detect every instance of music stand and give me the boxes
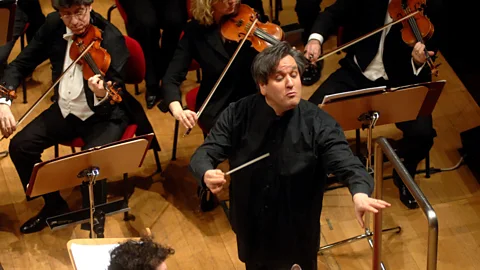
[0,0,16,46]
[25,134,154,238]
[318,81,445,268]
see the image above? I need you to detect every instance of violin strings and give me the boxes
[77,43,113,94]
[243,22,279,45]
[404,7,433,64]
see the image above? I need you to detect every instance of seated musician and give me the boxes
[0,0,158,234]
[160,0,259,136]
[108,236,174,270]
[304,0,441,209]
[189,41,390,270]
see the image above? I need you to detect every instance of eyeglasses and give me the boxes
[60,7,89,21]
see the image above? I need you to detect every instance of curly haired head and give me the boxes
[108,237,175,270]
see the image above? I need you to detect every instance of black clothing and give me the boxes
[189,94,373,267]
[1,10,158,202]
[118,0,188,95]
[307,0,439,184]
[162,20,258,132]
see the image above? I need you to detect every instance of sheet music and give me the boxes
[321,86,386,104]
[70,243,119,270]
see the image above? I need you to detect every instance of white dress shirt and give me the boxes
[308,1,426,81]
[0,27,106,119]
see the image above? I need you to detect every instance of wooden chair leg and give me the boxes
[153,149,162,173]
[172,119,179,161]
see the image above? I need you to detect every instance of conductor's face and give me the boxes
[260,55,302,115]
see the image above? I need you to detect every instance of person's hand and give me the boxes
[203,169,226,194]
[412,41,435,66]
[87,74,110,98]
[173,108,198,129]
[304,39,322,62]
[0,104,16,138]
[353,193,391,228]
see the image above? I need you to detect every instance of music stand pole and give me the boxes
[77,167,100,238]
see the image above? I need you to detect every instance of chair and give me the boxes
[171,86,202,161]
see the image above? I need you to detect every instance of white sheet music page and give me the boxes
[70,243,120,270]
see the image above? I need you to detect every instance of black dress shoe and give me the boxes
[399,185,419,209]
[20,202,70,234]
[146,93,160,109]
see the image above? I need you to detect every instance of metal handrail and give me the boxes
[373,137,438,270]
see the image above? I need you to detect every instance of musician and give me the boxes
[304,0,440,209]
[117,0,188,109]
[0,0,159,234]
[161,0,258,136]
[189,41,390,269]
[0,0,46,76]
[108,236,174,270]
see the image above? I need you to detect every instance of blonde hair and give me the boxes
[191,0,217,26]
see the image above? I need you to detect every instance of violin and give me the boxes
[70,24,122,104]
[183,4,285,136]
[388,0,439,76]
[0,84,17,101]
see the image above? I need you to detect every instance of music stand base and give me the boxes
[318,226,401,269]
[46,199,131,232]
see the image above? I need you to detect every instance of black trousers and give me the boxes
[245,257,317,270]
[9,103,129,205]
[118,0,187,95]
[0,0,45,67]
[308,58,436,183]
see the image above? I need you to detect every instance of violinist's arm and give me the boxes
[0,14,55,105]
[162,24,194,112]
[89,33,129,115]
[309,0,353,43]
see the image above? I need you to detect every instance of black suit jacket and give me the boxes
[1,10,159,150]
[311,0,440,86]
[162,20,258,132]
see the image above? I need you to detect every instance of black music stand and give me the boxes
[0,0,16,47]
[318,81,445,268]
[25,134,154,238]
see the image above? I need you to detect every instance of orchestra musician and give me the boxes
[117,0,189,109]
[160,0,258,138]
[304,0,441,209]
[0,0,158,234]
[189,41,390,270]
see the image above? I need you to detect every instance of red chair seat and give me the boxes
[60,124,138,148]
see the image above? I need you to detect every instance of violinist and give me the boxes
[189,41,390,269]
[303,0,441,209]
[160,0,258,137]
[0,0,158,234]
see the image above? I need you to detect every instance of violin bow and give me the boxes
[0,40,96,157]
[183,17,259,137]
[315,9,421,63]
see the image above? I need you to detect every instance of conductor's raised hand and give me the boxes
[353,193,391,228]
[203,169,226,194]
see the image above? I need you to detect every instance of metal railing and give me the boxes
[373,137,438,270]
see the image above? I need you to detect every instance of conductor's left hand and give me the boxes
[353,193,391,228]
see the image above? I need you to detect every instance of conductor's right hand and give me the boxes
[0,104,15,138]
[203,169,226,194]
[304,39,322,62]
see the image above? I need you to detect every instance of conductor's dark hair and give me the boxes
[251,41,307,86]
[108,236,175,270]
[52,0,94,10]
